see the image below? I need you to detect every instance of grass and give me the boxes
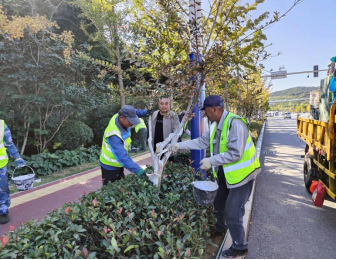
[9,148,150,194]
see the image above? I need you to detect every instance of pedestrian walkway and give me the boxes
[0,152,153,236]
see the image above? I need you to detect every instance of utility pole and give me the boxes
[189,0,205,179]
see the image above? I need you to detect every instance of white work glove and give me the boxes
[168,143,180,153]
[200,157,212,170]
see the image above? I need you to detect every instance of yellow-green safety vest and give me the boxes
[100,114,132,167]
[135,118,147,133]
[210,112,260,185]
[0,120,9,169]
[183,121,188,131]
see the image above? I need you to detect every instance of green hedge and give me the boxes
[7,146,100,177]
[0,163,216,259]
[249,120,264,144]
[54,120,94,150]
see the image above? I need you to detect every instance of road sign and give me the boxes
[271,70,287,79]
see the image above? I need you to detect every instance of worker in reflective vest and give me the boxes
[178,111,191,142]
[100,105,158,186]
[134,118,147,151]
[162,95,261,258]
[0,120,26,224]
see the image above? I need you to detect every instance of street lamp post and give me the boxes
[189,0,205,179]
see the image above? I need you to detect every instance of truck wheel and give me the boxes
[304,153,317,193]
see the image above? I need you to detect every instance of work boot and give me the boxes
[222,245,248,258]
[0,214,10,224]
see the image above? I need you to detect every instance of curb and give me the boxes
[216,121,266,259]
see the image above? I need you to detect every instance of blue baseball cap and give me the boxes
[200,95,224,110]
[119,105,141,125]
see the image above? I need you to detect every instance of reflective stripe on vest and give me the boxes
[100,114,132,167]
[209,121,218,179]
[209,112,260,185]
[105,130,122,139]
[135,118,147,133]
[220,138,254,156]
[0,120,9,168]
[100,152,119,164]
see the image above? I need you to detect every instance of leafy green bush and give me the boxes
[92,117,110,143]
[7,146,100,177]
[54,120,94,150]
[173,150,191,165]
[0,163,216,259]
[249,120,264,144]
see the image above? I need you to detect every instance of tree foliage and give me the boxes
[71,0,138,107]
[0,0,302,184]
[0,3,111,154]
[130,0,301,187]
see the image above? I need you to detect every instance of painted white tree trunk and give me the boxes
[146,99,194,188]
[146,0,206,189]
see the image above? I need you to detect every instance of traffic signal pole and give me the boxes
[261,69,328,79]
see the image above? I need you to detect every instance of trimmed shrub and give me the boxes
[249,120,264,144]
[0,163,216,259]
[54,120,94,150]
[92,117,110,144]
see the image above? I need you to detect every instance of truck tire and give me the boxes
[304,153,317,193]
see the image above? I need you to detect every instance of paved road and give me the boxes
[246,115,336,259]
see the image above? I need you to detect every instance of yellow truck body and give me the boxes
[297,99,336,200]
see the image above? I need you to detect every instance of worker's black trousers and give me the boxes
[214,167,254,250]
[101,167,125,186]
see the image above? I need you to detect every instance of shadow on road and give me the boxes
[246,117,336,259]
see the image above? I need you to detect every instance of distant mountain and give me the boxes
[270,86,319,100]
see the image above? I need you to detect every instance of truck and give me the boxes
[297,98,336,201]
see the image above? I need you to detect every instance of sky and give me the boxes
[247,0,336,92]
[200,0,336,93]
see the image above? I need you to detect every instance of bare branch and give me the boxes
[203,0,227,54]
[44,113,71,147]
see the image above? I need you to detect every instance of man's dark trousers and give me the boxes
[214,167,254,250]
[101,167,125,186]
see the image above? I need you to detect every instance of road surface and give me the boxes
[246,115,336,259]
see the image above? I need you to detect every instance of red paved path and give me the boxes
[0,152,153,236]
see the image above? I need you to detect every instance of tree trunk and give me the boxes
[224,80,229,110]
[115,36,125,107]
[20,120,30,155]
[117,58,125,107]
[148,98,195,189]
[236,68,242,115]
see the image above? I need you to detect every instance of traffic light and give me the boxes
[313,65,318,77]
